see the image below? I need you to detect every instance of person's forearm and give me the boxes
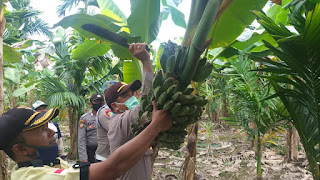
[142,59,153,72]
[89,123,160,180]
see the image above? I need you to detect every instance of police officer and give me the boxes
[95,80,117,161]
[0,43,173,180]
[104,43,154,179]
[0,103,172,180]
[96,83,142,162]
[78,93,104,163]
[32,100,66,159]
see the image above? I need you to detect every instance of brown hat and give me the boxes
[0,106,59,150]
[105,80,142,109]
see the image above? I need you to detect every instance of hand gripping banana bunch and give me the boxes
[131,41,213,150]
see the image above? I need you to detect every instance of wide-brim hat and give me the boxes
[105,80,142,108]
[0,106,59,150]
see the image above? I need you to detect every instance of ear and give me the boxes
[12,144,29,156]
[111,102,117,111]
[89,102,93,106]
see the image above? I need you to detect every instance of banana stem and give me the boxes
[178,0,222,90]
[182,0,209,47]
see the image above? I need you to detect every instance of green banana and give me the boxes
[197,57,207,69]
[140,99,147,111]
[163,77,176,91]
[160,53,168,73]
[138,110,143,118]
[170,103,181,113]
[157,92,168,106]
[166,55,176,74]
[179,95,191,105]
[163,100,174,110]
[185,95,196,105]
[166,85,177,96]
[183,88,194,95]
[167,125,185,133]
[172,91,182,101]
[145,104,153,112]
[147,90,153,102]
[192,63,213,82]
[198,99,208,106]
[177,106,190,116]
[153,86,162,99]
[188,105,198,115]
[140,94,147,102]
[174,116,189,124]
[193,95,203,106]
[152,70,163,88]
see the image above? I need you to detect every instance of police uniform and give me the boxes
[108,72,154,180]
[0,106,90,180]
[95,105,113,161]
[11,158,80,180]
[78,111,98,162]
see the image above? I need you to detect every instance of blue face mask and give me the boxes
[124,96,139,110]
[21,144,59,161]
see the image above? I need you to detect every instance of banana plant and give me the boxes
[57,0,99,17]
[222,55,287,179]
[5,0,53,39]
[40,28,122,159]
[54,0,186,84]
[252,3,320,178]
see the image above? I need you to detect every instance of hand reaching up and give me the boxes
[129,43,150,63]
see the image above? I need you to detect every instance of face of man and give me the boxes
[90,99,105,112]
[12,123,56,162]
[111,89,133,114]
[91,99,104,105]
[36,106,48,113]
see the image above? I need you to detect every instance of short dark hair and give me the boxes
[3,134,25,160]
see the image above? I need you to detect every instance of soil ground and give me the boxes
[152,124,313,180]
[3,120,313,180]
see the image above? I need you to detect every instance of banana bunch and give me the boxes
[131,41,212,150]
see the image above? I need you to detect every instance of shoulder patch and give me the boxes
[79,119,86,123]
[79,122,85,129]
[105,109,113,118]
[54,169,67,175]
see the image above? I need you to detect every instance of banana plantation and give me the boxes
[0,0,319,179]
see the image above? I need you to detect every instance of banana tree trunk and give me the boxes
[0,6,8,180]
[151,141,160,168]
[286,127,292,162]
[68,107,78,160]
[291,127,299,160]
[10,85,17,107]
[181,0,223,178]
[26,89,35,107]
[183,123,198,180]
[256,133,262,180]
[286,125,299,162]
